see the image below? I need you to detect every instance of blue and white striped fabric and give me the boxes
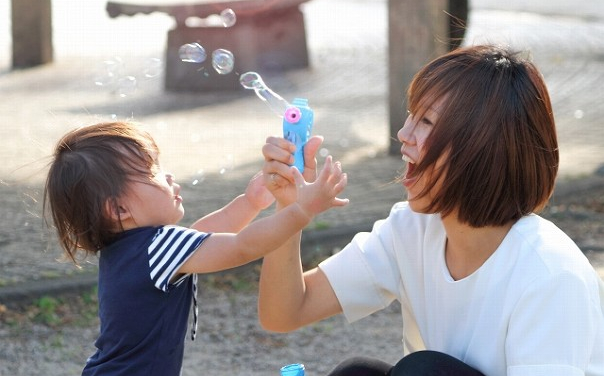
[147,225,210,340]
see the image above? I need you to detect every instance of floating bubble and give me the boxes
[220,8,236,27]
[239,71,290,117]
[94,70,114,87]
[117,76,137,97]
[94,59,124,86]
[219,155,235,175]
[212,49,235,74]
[574,109,584,119]
[179,43,207,63]
[319,148,330,158]
[143,57,163,78]
[191,169,206,186]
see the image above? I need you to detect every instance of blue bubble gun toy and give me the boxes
[283,98,314,173]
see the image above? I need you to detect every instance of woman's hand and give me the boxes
[262,135,323,207]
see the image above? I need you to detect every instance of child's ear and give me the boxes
[104,198,131,222]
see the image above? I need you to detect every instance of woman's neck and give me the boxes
[441,214,514,280]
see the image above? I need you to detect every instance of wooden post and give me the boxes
[387,0,449,155]
[11,0,53,68]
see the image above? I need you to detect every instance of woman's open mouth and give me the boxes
[402,155,417,188]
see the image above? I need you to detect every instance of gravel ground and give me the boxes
[1,179,603,376]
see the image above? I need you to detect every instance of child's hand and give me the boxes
[292,155,349,218]
[244,171,275,211]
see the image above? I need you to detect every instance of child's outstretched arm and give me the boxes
[177,156,348,274]
[189,171,274,233]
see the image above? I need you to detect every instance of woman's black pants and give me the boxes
[326,351,485,376]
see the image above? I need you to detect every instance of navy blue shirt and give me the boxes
[83,226,210,376]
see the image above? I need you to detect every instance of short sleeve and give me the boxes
[147,225,210,292]
[506,271,601,376]
[319,217,400,323]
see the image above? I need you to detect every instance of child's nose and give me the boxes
[165,173,175,185]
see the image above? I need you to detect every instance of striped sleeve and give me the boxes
[147,225,210,292]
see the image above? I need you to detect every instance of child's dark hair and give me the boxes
[44,121,159,264]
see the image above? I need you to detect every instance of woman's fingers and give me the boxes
[263,136,295,163]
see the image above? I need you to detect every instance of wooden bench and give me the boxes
[106,0,311,91]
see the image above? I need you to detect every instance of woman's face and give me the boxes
[397,98,446,212]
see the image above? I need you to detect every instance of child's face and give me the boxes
[120,167,185,228]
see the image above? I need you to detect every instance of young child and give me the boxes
[43,121,348,376]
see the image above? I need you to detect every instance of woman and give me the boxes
[258,45,604,375]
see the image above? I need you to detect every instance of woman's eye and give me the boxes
[421,117,434,126]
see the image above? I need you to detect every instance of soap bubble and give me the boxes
[212,49,235,74]
[239,71,264,90]
[179,43,207,63]
[574,109,584,119]
[191,169,206,186]
[219,155,235,175]
[143,57,163,78]
[117,76,137,97]
[239,71,290,117]
[319,148,330,158]
[94,58,124,86]
[220,8,236,27]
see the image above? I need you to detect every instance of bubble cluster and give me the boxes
[239,71,290,117]
[94,57,162,97]
[179,43,236,75]
[177,8,237,76]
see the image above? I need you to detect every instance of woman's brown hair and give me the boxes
[407,45,559,227]
[43,121,159,264]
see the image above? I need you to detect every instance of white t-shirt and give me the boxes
[320,202,604,376]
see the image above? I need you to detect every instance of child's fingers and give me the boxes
[332,197,350,207]
[316,155,334,183]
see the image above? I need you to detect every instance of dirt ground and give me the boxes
[1,176,603,376]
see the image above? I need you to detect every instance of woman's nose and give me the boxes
[398,115,413,144]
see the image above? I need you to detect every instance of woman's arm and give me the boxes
[257,237,343,332]
[257,135,344,331]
